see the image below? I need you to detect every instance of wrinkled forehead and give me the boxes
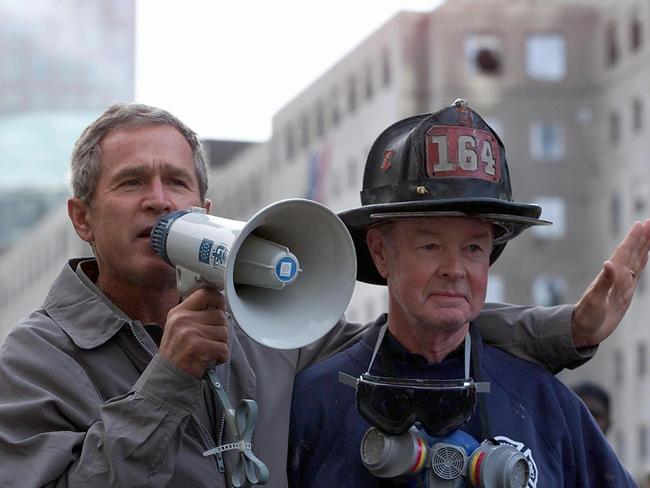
[99,125,195,171]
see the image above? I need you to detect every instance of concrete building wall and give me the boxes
[207,142,269,220]
[0,205,91,339]
[584,0,650,476]
[266,12,431,209]
[429,0,604,308]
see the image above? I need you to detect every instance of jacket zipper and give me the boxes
[196,419,224,472]
[214,360,231,473]
[127,321,225,477]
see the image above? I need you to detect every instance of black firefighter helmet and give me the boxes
[338,99,551,285]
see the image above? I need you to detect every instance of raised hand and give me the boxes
[572,219,650,347]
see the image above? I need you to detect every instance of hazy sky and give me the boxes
[135,0,442,142]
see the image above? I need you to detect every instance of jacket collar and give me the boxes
[44,260,257,400]
[43,259,132,350]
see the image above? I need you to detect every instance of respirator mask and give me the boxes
[340,324,530,487]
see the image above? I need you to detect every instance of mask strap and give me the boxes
[367,323,472,377]
[366,322,389,374]
[464,331,471,378]
[470,328,493,440]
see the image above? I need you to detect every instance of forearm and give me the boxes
[0,354,203,487]
[69,354,202,485]
[296,315,370,372]
[476,303,597,373]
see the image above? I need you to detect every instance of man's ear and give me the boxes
[67,197,94,243]
[203,198,212,214]
[366,227,390,279]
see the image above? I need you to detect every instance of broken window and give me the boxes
[464,34,503,76]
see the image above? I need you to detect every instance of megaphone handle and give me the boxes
[176,265,210,299]
[205,369,237,433]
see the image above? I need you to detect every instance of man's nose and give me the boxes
[142,179,172,213]
[438,250,466,279]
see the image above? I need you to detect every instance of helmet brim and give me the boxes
[339,198,551,285]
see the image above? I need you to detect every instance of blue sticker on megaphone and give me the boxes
[275,256,297,282]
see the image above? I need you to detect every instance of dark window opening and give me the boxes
[634,195,646,213]
[610,111,620,145]
[639,342,648,377]
[365,64,374,101]
[381,47,391,87]
[639,426,648,462]
[606,23,619,66]
[475,48,502,75]
[331,90,341,127]
[347,158,358,188]
[315,101,325,138]
[611,192,621,235]
[285,125,295,161]
[614,349,624,384]
[633,98,643,131]
[300,113,310,149]
[630,17,643,52]
[347,76,357,114]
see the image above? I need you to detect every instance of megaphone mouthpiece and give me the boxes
[150,209,191,265]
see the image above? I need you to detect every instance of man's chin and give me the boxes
[422,307,471,331]
[132,259,177,288]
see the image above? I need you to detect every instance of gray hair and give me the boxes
[70,103,209,204]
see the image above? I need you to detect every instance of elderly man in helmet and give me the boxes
[288,101,638,487]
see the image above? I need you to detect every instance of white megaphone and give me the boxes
[150,198,357,349]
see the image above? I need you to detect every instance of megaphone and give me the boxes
[150,198,357,349]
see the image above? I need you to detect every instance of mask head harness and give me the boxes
[340,324,530,488]
[342,324,485,437]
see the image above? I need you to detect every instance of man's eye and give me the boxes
[121,179,140,187]
[169,178,189,187]
[421,243,439,251]
[467,244,484,253]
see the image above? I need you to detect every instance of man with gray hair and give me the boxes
[0,103,645,487]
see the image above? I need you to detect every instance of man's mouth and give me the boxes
[431,291,467,300]
[137,227,153,239]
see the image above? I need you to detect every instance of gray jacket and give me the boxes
[0,259,587,487]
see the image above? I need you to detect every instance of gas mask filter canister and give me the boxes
[360,426,529,487]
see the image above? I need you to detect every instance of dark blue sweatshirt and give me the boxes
[288,316,637,487]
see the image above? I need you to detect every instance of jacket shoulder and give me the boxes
[295,339,368,390]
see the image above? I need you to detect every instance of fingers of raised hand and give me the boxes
[602,260,636,312]
[611,221,650,280]
[611,222,640,265]
[630,223,649,273]
[586,264,615,302]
